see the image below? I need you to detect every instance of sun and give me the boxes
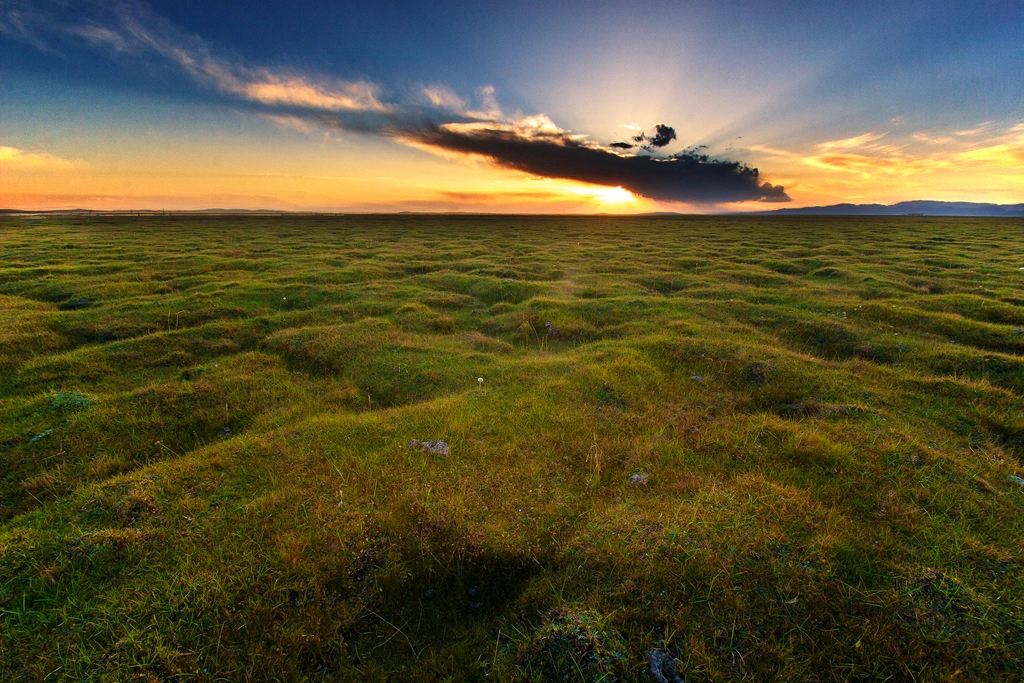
[563,184,637,204]
[591,186,637,204]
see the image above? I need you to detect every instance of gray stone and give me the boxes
[647,649,683,683]
[628,473,650,485]
[410,439,449,456]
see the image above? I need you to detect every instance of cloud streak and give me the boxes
[1,0,789,204]
[795,123,1024,179]
[0,146,84,170]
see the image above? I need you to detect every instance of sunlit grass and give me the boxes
[1,214,1023,681]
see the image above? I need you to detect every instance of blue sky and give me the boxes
[2,0,1021,211]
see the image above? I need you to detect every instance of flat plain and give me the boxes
[2,214,1024,682]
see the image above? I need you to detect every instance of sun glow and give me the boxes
[596,186,636,203]
[567,185,637,204]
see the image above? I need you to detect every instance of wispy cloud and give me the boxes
[780,122,1024,183]
[0,0,789,204]
[0,146,84,170]
[421,86,468,112]
[953,128,1024,165]
[68,24,133,52]
[816,131,888,152]
[2,0,387,114]
[260,114,319,134]
[954,122,993,137]
[911,132,954,144]
[0,2,60,53]
[803,152,945,177]
[242,78,385,112]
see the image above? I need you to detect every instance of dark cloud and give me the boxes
[411,126,789,204]
[622,124,677,151]
[649,124,677,148]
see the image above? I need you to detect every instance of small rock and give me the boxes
[691,375,704,381]
[627,473,649,485]
[222,426,233,435]
[647,649,683,683]
[468,585,482,608]
[1009,475,1024,486]
[29,429,52,443]
[422,440,450,456]
[424,589,436,600]
[411,439,449,456]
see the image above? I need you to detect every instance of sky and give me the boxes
[1,0,1021,213]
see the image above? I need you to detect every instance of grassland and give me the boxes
[2,214,1024,682]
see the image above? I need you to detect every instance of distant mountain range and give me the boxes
[3,200,1023,217]
[757,200,1024,217]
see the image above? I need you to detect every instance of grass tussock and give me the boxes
[2,214,1024,681]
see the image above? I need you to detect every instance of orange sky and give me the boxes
[4,118,1021,212]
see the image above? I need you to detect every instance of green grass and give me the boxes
[2,214,1024,681]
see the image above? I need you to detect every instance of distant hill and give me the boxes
[760,200,1024,217]
[4,201,1022,217]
